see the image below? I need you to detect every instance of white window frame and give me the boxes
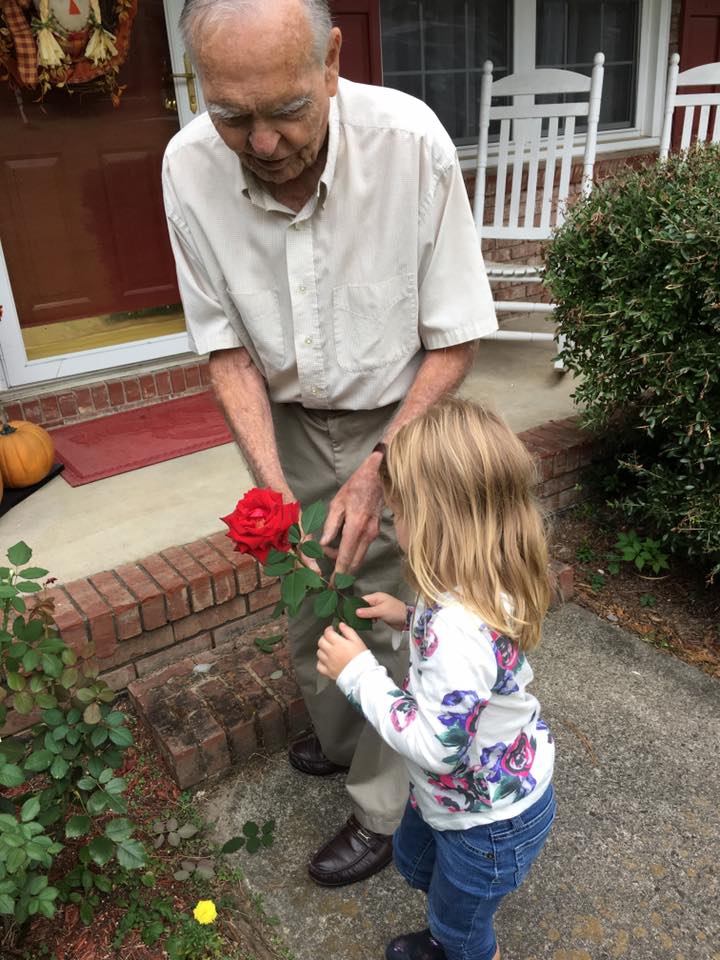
[442,0,672,167]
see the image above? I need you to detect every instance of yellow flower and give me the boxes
[193,899,217,925]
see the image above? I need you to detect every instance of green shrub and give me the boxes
[545,144,720,578]
[0,543,146,932]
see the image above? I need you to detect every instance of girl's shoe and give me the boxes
[385,929,447,960]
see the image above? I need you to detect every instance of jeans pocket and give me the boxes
[513,804,555,886]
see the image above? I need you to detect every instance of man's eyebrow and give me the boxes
[207,95,312,121]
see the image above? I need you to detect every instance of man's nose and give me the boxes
[249,127,281,157]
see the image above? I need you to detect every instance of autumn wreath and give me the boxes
[0,0,138,104]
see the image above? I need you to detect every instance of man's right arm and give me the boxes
[209,347,294,504]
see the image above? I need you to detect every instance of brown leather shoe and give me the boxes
[288,735,350,777]
[308,815,393,887]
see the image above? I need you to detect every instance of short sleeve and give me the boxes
[162,159,250,357]
[417,158,497,350]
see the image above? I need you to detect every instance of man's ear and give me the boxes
[324,26,342,95]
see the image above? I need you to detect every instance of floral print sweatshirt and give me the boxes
[336,595,554,830]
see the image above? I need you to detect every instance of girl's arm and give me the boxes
[317,611,497,772]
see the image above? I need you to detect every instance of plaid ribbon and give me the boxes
[1,0,38,87]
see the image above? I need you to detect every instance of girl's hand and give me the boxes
[317,623,368,681]
[356,592,407,631]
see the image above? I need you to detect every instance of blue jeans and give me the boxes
[393,785,556,960]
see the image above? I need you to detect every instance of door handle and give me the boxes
[171,53,198,113]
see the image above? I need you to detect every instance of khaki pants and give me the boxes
[271,401,410,835]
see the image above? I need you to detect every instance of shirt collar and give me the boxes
[235,92,340,212]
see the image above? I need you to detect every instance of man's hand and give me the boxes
[319,456,384,573]
[355,593,407,631]
[317,622,368,681]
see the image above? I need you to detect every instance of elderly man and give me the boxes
[162,0,496,886]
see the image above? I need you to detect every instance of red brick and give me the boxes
[91,384,110,412]
[75,388,94,416]
[95,623,174,671]
[89,571,142,640]
[1,706,42,737]
[140,374,157,401]
[123,378,141,403]
[185,365,201,389]
[206,532,259,593]
[248,582,281,612]
[186,539,237,604]
[525,446,554,483]
[57,394,78,420]
[115,563,167,631]
[64,579,116,659]
[549,559,574,605]
[40,395,61,425]
[128,659,194,705]
[49,587,88,651]
[21,398,42,424]
[136,632,212,677]
[107,381,125,407]
[200,363,211,386]
[3,402,22,422]
[173,595,248,642]
[257,700,286,753]
[518,429,564,457]
[196,677,259,763]
[155,371,172,397]
[172,688,230,778]
[161,546,213,612]
[170,367,187,393]
[140,554,191,621]
[143,695,201,789]
[100,662,137,692]
[212,606,280,648]
[538,469,582,499]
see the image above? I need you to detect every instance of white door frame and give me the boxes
[0,0,204,389]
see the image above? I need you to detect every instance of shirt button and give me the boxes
[311,387,319,396]
[299,285,307,295]
[304,337,313,346]
[293,221,304,230]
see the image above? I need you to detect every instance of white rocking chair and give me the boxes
[660,53,720,159]
[474,54,605,368]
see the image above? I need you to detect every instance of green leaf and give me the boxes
[0,765,25,788]
[246,837,261,854]
[300,539,324,560]
[220,836,245,854]
[77,777,97,791]
[0,893,15,915]
[334,573,356,589]
[108,727,133,748]
[11,597,26,614]
[89,836,114,866]
[22,649,40,672]
[19,568,49,579]
[34,693,57,710]
[83,703,102,725]
[301,501,326,536]
[342,596,372,631]
[50,756,69,780]
[287,524,301,544]
[104,818,133,842]
[41,707,64,727]
[266,548,291,564]
[261,833,274,847]
[242,820,259,838]
[79,900,93,925]
[87,791,108,816]
[7,542,32,566]
[24,751,53,773]
[314,589,338,618]
[75,688,95,703]
[17,581,42,594]
[20,797,40,822]
[105,777,126,796]
[61,668,79,690]
[104,711,125,728]
[0,585,17,599]
[281,570,307,610]
[6,672,25,692]
[94,874,112,893]
[262,819,276,834]
[13,691,34,716]
[65,815,92,839]
[296,566,324,590]
[90,727,108,748]
[262,559,295,577]
[116,839,145,870]
[254,634,283,653]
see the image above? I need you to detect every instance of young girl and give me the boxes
[317,397,555,960]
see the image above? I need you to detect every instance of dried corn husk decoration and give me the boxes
[31,0,67,68]
[84,0,117,64]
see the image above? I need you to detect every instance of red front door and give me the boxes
[0,0,181,334]
[331,0,382,85]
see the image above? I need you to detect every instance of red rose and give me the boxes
[221,488,300,564]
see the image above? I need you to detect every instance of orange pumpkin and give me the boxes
[0,420,55,488]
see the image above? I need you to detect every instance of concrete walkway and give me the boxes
[201,603,720,960]
[1,316,578,583]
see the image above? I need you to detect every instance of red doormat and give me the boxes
[52,391,233,486]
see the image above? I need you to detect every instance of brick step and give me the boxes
[128,624,310,790]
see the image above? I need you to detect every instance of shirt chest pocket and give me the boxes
[332,273,419,373]
[225,288,285,372]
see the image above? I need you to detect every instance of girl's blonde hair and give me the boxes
[381,396,550,650]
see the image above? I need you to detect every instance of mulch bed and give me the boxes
[551,505,720,678]
[14,709,282,960]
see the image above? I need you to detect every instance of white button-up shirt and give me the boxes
[162,78,497,410]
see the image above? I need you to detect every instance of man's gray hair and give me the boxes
[180,0,333,62]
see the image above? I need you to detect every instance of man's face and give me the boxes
[195,2,341,185]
